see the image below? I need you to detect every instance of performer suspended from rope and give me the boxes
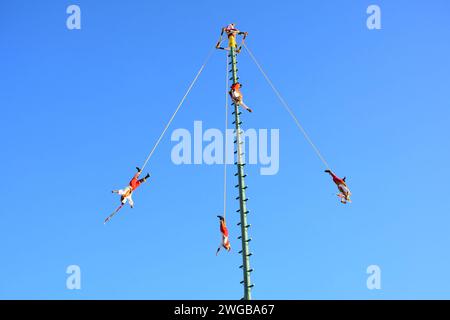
[104,45,214,224]
[216,215,231,255]
[325,169,351,204]
[216,23,248,52]
[230,82,253,112]
[112,167,150,208]
[105,167,150,224]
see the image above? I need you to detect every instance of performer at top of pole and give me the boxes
[216,23,248,52]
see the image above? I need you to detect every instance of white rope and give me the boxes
[223,54,229,218]
[243,43,330,169]
[140,47,215,172]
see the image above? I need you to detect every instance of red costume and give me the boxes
[328,171,346,187]
[220,219,229,238]
[229,83,252,112]
[325,169,351,204]
[129,172,143,191]
[216,216,231,255]
[111,168,150,208]
[230,83,242,96]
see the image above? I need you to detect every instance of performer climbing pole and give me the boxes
[217,23,254,300]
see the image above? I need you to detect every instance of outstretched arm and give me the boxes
[216,28,226,49]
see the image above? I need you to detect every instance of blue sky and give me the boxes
[1,0,450,299]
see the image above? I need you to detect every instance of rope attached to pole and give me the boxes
[223,54,229,218]
[243,43,330,169]
[140,47,215,172]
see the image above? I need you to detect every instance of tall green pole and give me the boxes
[229,45,253,300]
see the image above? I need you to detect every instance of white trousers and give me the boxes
[117,187,134,207]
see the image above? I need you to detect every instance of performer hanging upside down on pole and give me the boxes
[230,82,253,113]
[325,169,352,204]
[112,167,150,208]
[216,215,231,255]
